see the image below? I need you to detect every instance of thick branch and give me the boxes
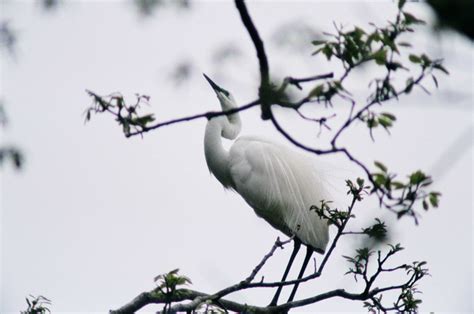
[234,0,269,85]
[110,289,256,314]
[111,285,395,314]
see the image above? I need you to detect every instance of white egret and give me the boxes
[203,74,330,305]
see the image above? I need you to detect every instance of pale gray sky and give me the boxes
[1,0,472,312]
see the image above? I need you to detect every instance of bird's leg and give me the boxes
[269,239,301,306]
[287,246,313,303]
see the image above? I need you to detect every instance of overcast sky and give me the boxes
[1,0,472,312]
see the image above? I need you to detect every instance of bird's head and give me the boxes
[203,73,237,111]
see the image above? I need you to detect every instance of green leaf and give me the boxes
[386,61,406,71]
[367,31,381,44]
[433,63,449,75]
[362,218,387,240]
[122,121,131,135]
[309,84,325,98]
[311,47,323,56]
[405,77,414,93]
[85,110,91,122]
[431,74,439,88]
[409,54,421,63]
[429,193,439,207]
[322,45,333,60]
[312,40,326,46]
[371,49,387,65]
[373,173,387,187]
[132,114,155,126]
[380,112,397,121]
[391,181,405,190]
[422,200,428,210]
[409,170,427,185]
[420,53,432,65]
[398,41,412,47]
[403,12,426,25]
[374,161,388,172]
[378,115,394,129]
[367,117,379,128]
[398,0,407,9]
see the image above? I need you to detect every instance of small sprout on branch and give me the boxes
[343,247,373,282]
[360,111,397,139]
[154,268,192,293]
[346,178,370,201]
[310,200,353,229]
[153,268,192,311]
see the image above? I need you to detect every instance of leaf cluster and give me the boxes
[307,80,351,107]
[362,218,388,241]
[152,268,192,312]
[343,247,373,282]
[154,268,192,297]
[344,243,428,312]
[311,0,426,70]
[85,90,155,136]
[360,112,397,138]
[346,178,371,201]
[306,0,449,141]
[310,200,353,229]
[372,161,440,222]
[21,295,51,314]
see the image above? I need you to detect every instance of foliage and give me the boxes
[153,269,192,312]
[372,161,440,223]
[85,91,155,137]
[21,295,51,314]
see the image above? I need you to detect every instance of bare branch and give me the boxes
[126,99,260,137]
[284,72,334,90]
[234,0,269,86]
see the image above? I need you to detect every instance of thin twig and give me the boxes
[285,72,334,90]
[244,237,293,283]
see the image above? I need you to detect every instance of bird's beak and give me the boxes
[203,73,223,94]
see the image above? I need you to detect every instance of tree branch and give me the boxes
[284,72,334,90]
[126,99,260,137]
[235,0,275,120]
[85,90,260,138]
[234,0,269,85]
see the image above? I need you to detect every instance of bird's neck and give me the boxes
[204,114,241,189]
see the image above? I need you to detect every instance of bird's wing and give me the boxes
[229,137,330,252]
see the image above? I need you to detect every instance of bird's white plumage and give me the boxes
[228,136,329,252]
